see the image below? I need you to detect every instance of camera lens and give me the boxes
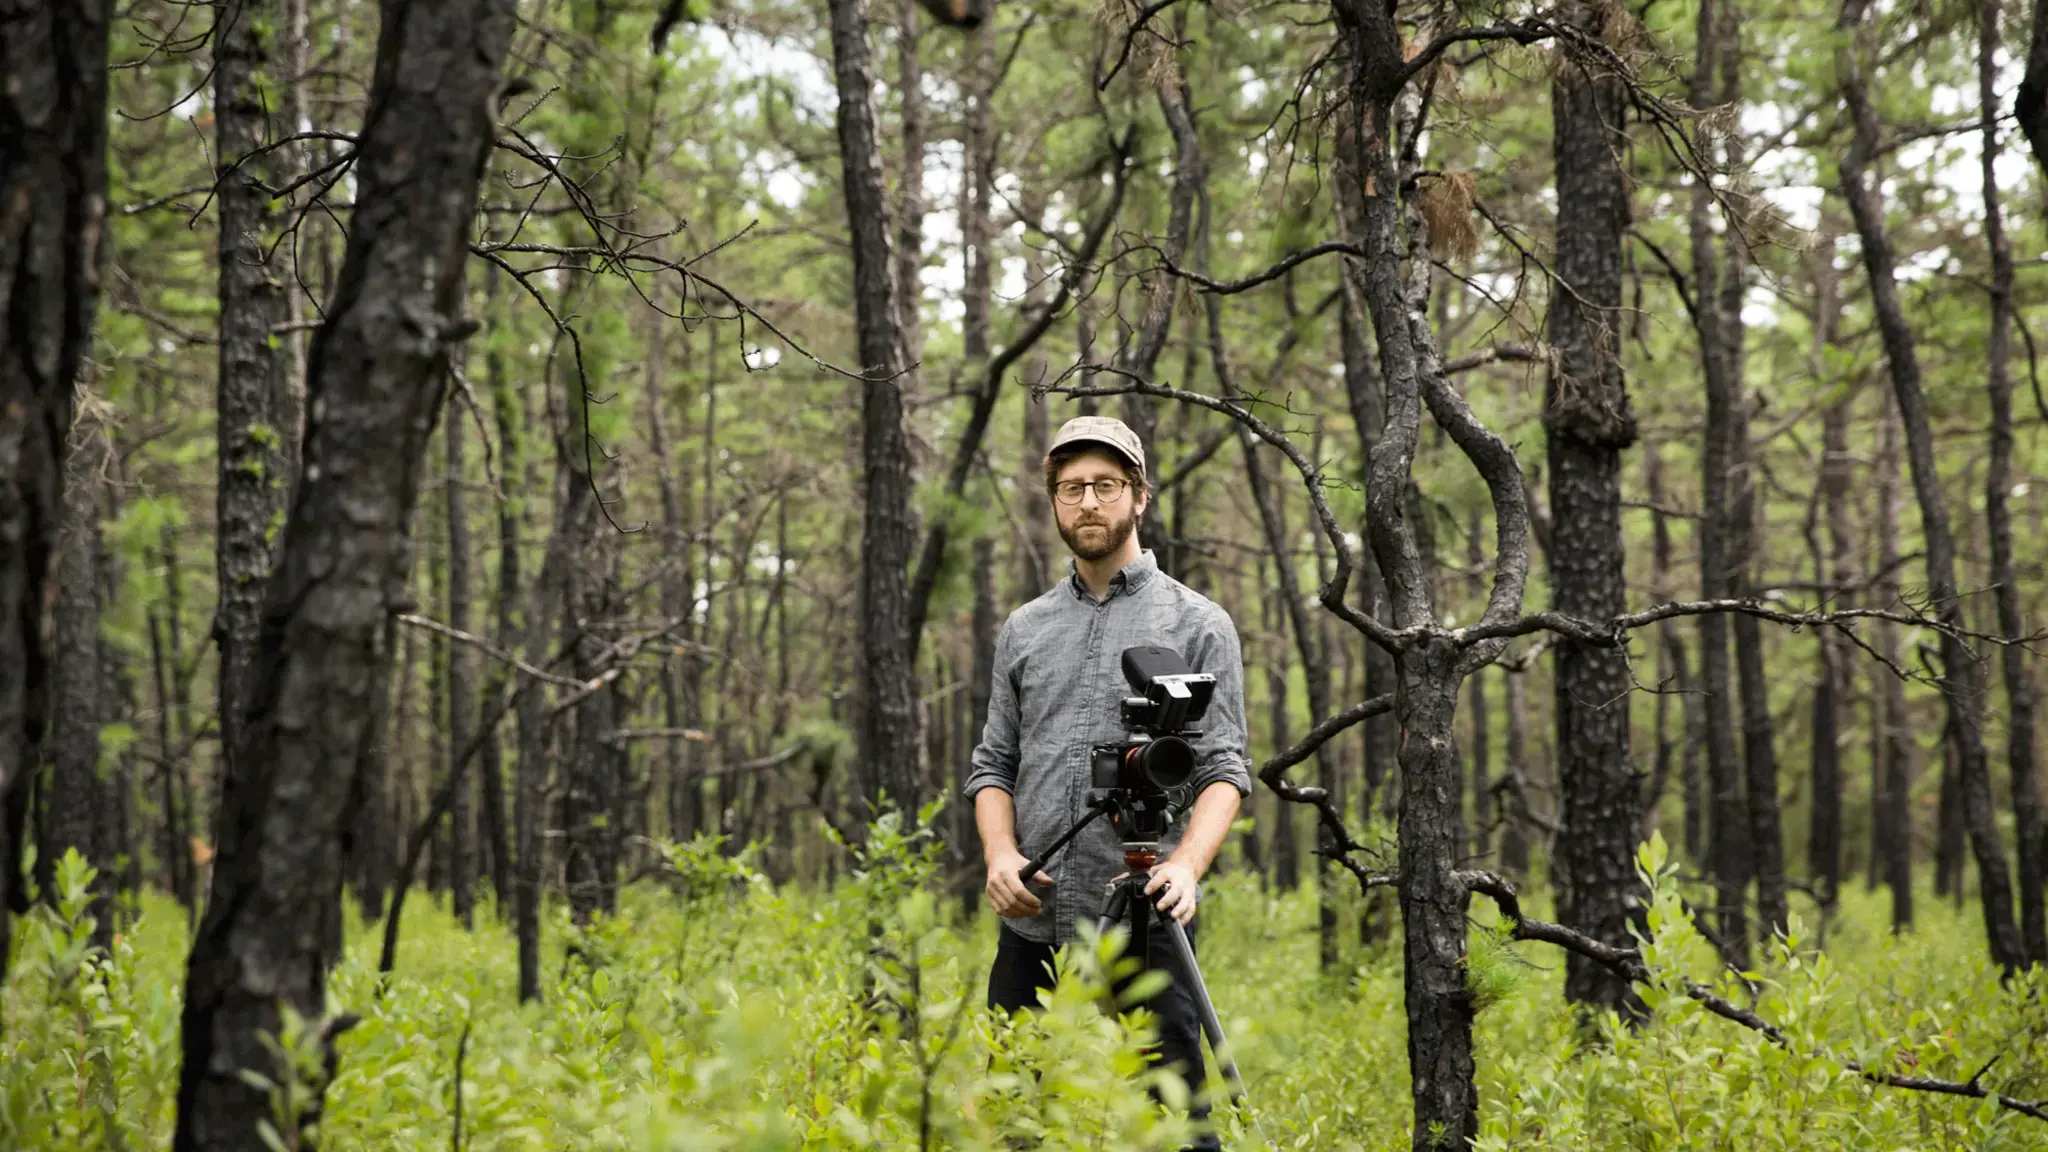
[1127,736,1194,790]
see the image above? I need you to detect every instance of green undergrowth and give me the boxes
[5,825,2045,1150]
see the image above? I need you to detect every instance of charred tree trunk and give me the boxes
[214,0,294,788]
[1501,668,1533,876]
[1874,404,1915,932]
[1840,0,2025,971]
[1689,0,1750,962]
[477,283,516,913]
[47,410,107,923]
[1807,227,1851,916]
[1545,0,1642,1012]
[894,0,925,371]
[1262,578,1301,891]
[643,307,694,848]
[0,0,110,982]
[1467,516,1491,861]
[1644,446,1688,849]
[174,2,519,1143]
[1981,0,2046,965]
[513,465,565,1003]
[829,0,921,814]
[445,407,476,928]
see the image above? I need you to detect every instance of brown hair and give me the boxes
[1043,443,1149,502]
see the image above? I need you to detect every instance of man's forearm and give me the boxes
[975,787,1021,864]
[1167,781,1241,879]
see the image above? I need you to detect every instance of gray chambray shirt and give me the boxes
[962,549,1252,945]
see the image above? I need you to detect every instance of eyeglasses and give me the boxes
[1053,478,1131,506]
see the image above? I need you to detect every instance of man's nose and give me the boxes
[1078,487,1102,508]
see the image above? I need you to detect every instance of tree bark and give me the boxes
[445,403,476,928]
[214,0,295,791]
[829,0,921,814]
[47,410,107,900]
[1981,0,2046,965]
[1874,403,1915,932]
[1263,574,1300,891]
[1331,5,1518,1139]
[1465,516,1492,861]
[2019,0,2048,181]
[1807,224,1851,916]
[1688,0,1750,962]
[0,0,110,983]
[1501,668,1533,876]
[1840,0,2025,972]
[894,0,925,370]
[477,274,516,912]
[1545,0,1642,1012]
[174,1,519,1143]
[513,463,564,1003]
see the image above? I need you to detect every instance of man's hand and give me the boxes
[1144,860,1201,924]
[986,850,1053,917]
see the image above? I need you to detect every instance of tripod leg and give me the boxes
[1159,915,1245,1104]
[1096,881,1133,939]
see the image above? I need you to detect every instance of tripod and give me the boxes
[1020,796,1245,1105]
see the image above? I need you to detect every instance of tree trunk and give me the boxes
[1689,0,1750,963]
[1545,0,1642,1012]
[1806,222,1851,915]
[1501,668,1533,876]
[1981,0,2046,965]
[562,475,611,923]
[1397,641,1477,1147]
[47,410,107,911]
[643,303,692,847]
[1808,407,1848,916]
[828,0,921,814]
[1264,564,1300,891]
[1644,446,1687,849]
[445,405,476,928]
[1840,0,2025,972]
[477,274,516,913]
[1467,515,1491,860]
[894,0,925,370]
[513,463,564,1003]
[214,0,294,791]
[0,0,110,983]
[174,1,518,1143]
[1874,403,1915,932]
[965,534,998,911]
[2019,0,2048,180]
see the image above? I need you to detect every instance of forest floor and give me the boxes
[7,839,2048,1151]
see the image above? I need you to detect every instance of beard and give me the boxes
[1057,505,1140,562]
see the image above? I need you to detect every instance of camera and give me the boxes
[1090,646,1216,845]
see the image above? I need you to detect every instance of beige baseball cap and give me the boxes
[1047,415,1146,470]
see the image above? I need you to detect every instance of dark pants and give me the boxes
[988,921,1222,1152]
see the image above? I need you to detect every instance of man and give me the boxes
[963,415,1251,1150]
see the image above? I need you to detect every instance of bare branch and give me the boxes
[1158,240,1365,295]
[1263,694,1396,778]
[398,613,584,689]
[1461,869,2048,1124]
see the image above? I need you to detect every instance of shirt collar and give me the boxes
[1066,549,1159,601]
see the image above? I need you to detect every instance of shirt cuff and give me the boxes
[961,770,1015,801]
[1191,755,1253,798]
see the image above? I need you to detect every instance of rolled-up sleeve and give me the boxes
[1187,606,1253,797]
[963,619,1022,798]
